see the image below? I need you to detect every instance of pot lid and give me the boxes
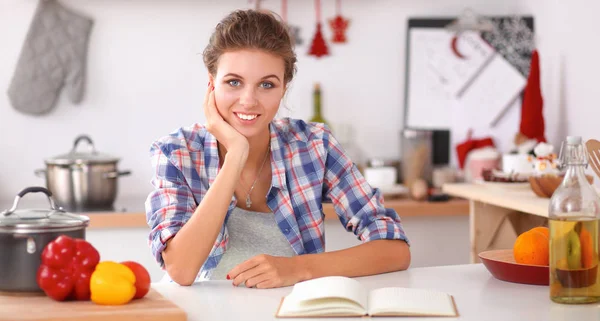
[0,187,89,233]
[45,134,119,165]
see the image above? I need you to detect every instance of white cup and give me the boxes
[364,166,397,188]
[502,154,533,175]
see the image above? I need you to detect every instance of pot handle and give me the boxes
[103,170,132,179]
[0,186,60,216]
[13,235,37,254]
[34,169,46,177]
[71,134,96,154]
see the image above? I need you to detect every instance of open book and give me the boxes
[275,276,458,318]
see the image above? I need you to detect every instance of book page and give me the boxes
[277,276,368,317]
[367,287,457,317]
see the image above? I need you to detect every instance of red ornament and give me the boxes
[309,23,329,57]
[329,15,350,43]
[308,0,329,58]
[519,50,546,143]
[328,0,350,43]
[455,129,496,169]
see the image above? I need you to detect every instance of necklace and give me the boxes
[242,145,270,208]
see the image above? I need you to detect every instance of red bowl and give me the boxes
[479,249,549,286]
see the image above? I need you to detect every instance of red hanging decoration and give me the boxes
[308,0,329,58]
[328,0,350,43]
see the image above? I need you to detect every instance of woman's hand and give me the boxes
[227,254,308,289]
[204,84,249,155]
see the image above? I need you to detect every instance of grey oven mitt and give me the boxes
[7,0,93,115]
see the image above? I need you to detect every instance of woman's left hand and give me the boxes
[228,254,306,289]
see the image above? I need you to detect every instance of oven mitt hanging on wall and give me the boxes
[7,0,93,116]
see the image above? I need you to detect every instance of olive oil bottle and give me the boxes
[549,136,600,304]
[309,83,329,126]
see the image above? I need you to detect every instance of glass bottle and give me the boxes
[309,83,329,126]
[549,136,600,304]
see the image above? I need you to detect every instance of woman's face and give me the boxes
[211,49,286,139]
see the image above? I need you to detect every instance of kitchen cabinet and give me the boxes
[443,183,548,263]
[0,197,469,282]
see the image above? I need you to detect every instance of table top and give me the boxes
[152,264,599,321]
[443,183,550,217]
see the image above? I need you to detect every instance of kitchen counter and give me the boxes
[443,183,549,263]
[152,263,597,321]
[1,197,469,229]
[85,198,468,229]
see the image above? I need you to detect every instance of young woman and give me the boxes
[145,9,410,289]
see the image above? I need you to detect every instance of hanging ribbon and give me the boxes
[328,0,350,43]
[308,0,329,57]
[248,0,261,10]
[282,0,303,46]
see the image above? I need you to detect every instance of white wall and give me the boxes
[0,0,569,202]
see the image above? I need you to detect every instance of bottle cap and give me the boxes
[566,136,582,144]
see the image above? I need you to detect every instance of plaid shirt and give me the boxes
[145,118,409,280]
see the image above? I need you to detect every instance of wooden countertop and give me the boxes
[442,183,549,217]
[0,197,469,230]
[83,198,468,229]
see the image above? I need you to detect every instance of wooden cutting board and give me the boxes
[0,288,187,321]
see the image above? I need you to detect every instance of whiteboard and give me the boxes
[403,17,534,131]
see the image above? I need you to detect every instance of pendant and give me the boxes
[246,195,252,208]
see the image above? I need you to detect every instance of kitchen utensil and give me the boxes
[34,134,131,211]
[529,174,594,198]
[585,139,600,180]
[401,129,431,188]
[478,249,548,286]
[0,187,89,293]
[0,288,187,321]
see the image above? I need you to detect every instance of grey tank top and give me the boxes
[210,206,296,280]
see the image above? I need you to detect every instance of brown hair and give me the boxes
[203,9,297,85]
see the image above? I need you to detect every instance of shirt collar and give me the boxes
[269,121,288,191]
[203,122,292,191]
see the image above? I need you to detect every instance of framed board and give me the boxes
[403,16,535,131]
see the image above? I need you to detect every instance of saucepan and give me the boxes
[0,187,90,292]
[34,134,131,211]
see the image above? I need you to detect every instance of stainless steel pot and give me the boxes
[0,187,90,292]
[34,135,131,211]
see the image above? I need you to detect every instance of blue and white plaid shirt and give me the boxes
[145,118,409,280]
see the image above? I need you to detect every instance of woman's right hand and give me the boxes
[204,84,249,157]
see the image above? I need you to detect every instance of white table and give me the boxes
[152,264,600,321]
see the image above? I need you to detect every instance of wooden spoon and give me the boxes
[586,139,600,180]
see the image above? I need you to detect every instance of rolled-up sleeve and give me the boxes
[321,126,410,246]
[144,140,197,268]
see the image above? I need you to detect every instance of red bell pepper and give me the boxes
[36,235,100,301]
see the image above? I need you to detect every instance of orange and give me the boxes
[530,226,549,239]
[579,227,596,269]
[513,227,549,266]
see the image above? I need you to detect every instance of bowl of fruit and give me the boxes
[479,227,550,286]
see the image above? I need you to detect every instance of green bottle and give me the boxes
[309,83,329,126]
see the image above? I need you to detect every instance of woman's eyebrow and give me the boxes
[262,74,281,82]
[223,73,244,79]
[223,73,281,82]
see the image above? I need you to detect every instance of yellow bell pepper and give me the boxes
[90,261,136,305]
